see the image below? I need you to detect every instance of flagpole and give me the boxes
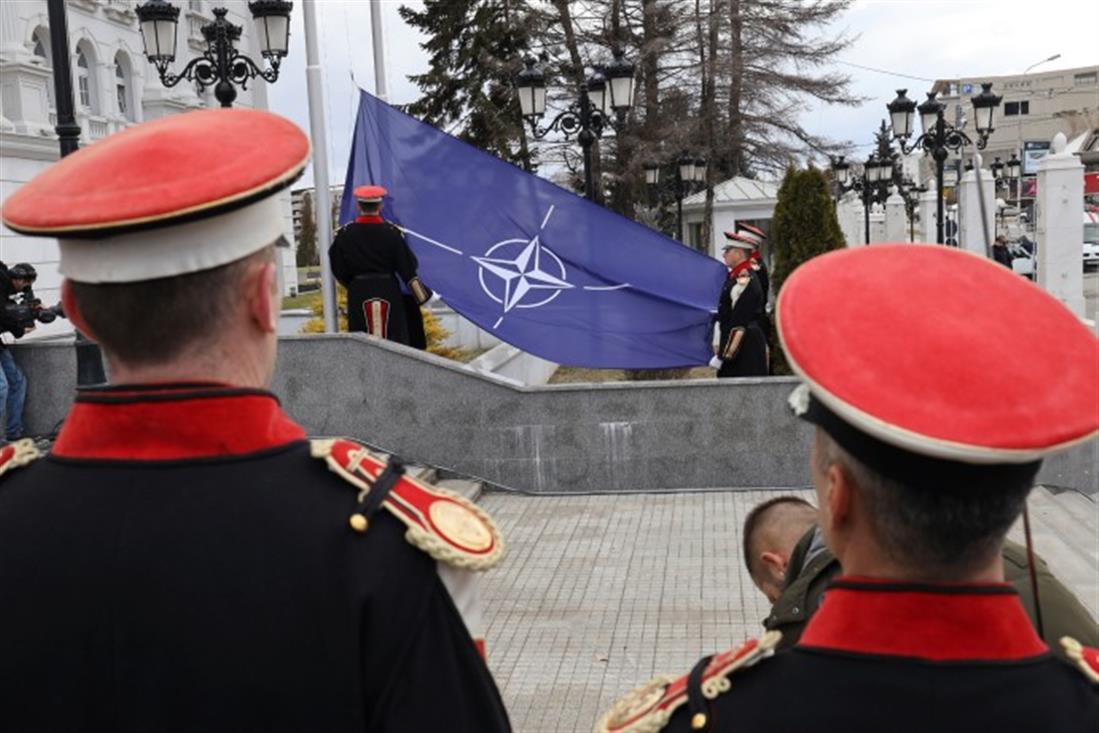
[303,0,338,333]
[370,0,388,101]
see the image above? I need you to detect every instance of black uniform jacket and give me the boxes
[600,579,1099,732]
[0,385,510,733]
[715,265,767,378]
[329,215,420,290]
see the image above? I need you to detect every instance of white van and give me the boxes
[1085,211,1099,268]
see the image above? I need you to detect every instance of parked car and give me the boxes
[1084,213,1099,269]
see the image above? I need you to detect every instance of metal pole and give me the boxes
[578,92,595,201]
[303,0,337,333]
[863,181,871,244]
[370,0,388,101]
[934,111,947,244]
[46,0,106,387]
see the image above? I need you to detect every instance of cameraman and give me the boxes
[0,262,35,443]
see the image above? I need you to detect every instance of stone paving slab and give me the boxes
[479,489,1099,733]
[479,490,813,733]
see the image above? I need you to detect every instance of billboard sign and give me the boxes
[1022,140,1051,175]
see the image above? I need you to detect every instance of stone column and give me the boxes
[1035,132,1085,317]
[918,188,938,242]
[957,165,996,257]
[869,205,885,244]
[885,190,907,241]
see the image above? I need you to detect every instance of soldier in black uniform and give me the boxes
[709,237,767,377]
[329,184,432,349]
[598,244,1099,732]
[0,109,510,732]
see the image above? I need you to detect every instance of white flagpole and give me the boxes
[370,0,388,101]
[303,0,338,333]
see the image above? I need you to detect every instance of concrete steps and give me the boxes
[1010,487,1098,618]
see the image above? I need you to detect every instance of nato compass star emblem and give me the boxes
[398,205,630,329]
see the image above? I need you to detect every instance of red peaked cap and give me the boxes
[736,222,766,240]
[354,185,387,202]
[1,108,309,236]
[777,244,1098,464]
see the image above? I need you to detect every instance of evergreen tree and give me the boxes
[768,166,845,374]
[399,0,533,168]
[296,193,317,268]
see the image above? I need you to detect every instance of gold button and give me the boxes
[349,513,369,533]
[690,712,707,730]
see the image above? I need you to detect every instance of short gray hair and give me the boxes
[814,430,1035,580]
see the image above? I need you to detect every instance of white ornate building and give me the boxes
[0,0,298,340]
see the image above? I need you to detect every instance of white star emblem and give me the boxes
[472,235,574,313]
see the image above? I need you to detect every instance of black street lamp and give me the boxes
[642,154,707,244]
[887,84,1002,244]
[515,50,636,201]
[45,0,106,387]
[831,153,891,244]
[136,0,293,108]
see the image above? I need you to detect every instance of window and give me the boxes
[1003,100,1030,116]
[114,53,134,121]
[76,49,90,108]
[116,64,127,116]
[1074,72,1098,86]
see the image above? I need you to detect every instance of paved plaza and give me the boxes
[479,488,1099,733]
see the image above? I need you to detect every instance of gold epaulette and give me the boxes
[595,631,781,733]
[0,439,41,479]
[310,438,504,571]
[1061,637,1099,684]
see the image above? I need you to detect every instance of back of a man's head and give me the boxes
[742,496,818,598]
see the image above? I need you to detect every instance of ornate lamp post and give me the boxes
[832,153,891,244]
[643,154,707,244]
[886,84,1002,244]
[136,0,293,108]
[515,50,636,201]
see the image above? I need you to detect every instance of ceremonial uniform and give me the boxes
[765,527,1099,654]
[729,222,771,343]
[714,259,767,377]
[0,109,511,732]
[599,244,1099,732]
[329,186,432,349]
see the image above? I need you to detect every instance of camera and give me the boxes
[3,262,67,330]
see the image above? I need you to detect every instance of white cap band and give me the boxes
[59,195,285,283]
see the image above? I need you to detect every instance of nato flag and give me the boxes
[339,90,727,369]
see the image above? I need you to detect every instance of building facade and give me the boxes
[933,64,1099,179]
[0,0,298,341]
[290,184,343,253]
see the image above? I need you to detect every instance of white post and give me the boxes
[370,0,388,101]
[839,195,865,246]
[918,188,938,242]
[1035,132,1085,317]
[303,0,337,332]
[884,188,907,242]
[868,203,886,244]
[957,165,995,257]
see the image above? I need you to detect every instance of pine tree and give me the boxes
[768,166,845,374]
[296,193,317,268]
[399,0,533,168]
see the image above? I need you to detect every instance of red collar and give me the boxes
[798,577,1048,661]
[730,260,754,279]
[356,215,384,224]
[52,384,307,461]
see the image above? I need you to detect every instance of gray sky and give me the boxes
[268,0,1099,188]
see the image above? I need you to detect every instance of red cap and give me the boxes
[736,222,766,243]
[353,185,387,202]
[777,244,1098,463]
[1,108,309,283]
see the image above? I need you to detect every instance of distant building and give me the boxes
[290,184,343,251]
[0,0,298,340]
[932,64,1099,180]
[681,177,779,260]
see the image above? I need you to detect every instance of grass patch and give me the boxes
[282,292,318,310]
[549,366,715,384]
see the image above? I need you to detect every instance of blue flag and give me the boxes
[339,90,727,369]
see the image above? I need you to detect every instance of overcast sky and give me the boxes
[267,0,1099,189]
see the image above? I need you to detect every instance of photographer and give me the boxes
[0,263,41,443]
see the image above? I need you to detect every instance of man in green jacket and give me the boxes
[743,496,1099,655]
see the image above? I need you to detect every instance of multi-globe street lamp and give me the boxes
[990,152,1024,235]
[515,51,636,201]
[831,153,894,244]
[136,0,293,108]
[643,154,707,244]
[886,84,1002,244]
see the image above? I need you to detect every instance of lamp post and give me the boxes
[45,0,106,386]
[515,50,636,201]
[831,153,891,244]
[644,154,707,244]
[136,0,293,108]
[887,84,1001,244]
